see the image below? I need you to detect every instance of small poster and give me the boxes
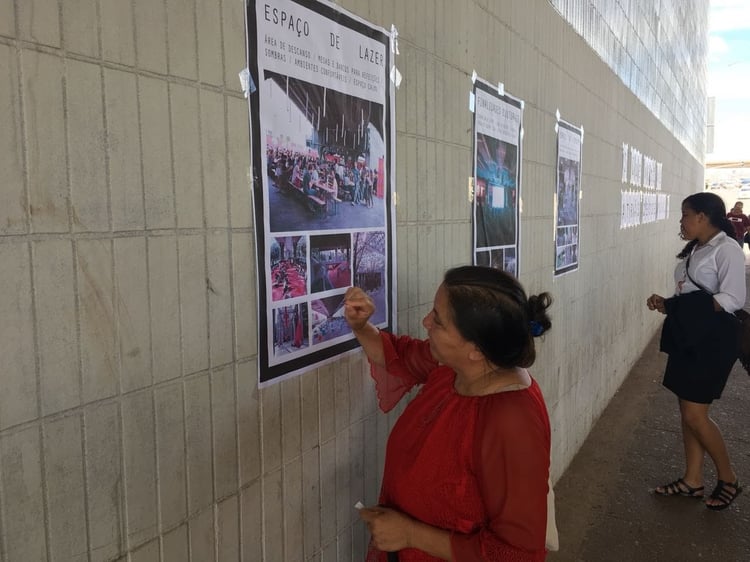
[554,120,582,276]
[471,80,523,276]
[246,0,395,385]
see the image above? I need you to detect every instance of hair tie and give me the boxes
[530,320,544,337]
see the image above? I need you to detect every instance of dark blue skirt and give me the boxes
[663,311,738,404]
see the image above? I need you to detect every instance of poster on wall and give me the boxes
[246,0,395,385]
[554,120,583,276]
[471,80,523,276]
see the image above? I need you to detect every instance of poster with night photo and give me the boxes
[554,120,582,276]
[471,80,523,276]
[247,0,395,384]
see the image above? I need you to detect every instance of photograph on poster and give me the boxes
[557,157,579,227]
[270,236,308,302]
[310,295,350,344]
[556,244,579,271]
[475,247,517,277]
[352,230,387,325]
[272,303,309,358]
[310,233,352,294]
[556,225,578,247]
[264,71,387,233]
[475,134,518,248]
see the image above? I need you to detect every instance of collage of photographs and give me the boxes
[268,231,387,360]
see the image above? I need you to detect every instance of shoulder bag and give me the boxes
[685,253,750,375]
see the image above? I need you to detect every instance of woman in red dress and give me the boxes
[344,266,553,561]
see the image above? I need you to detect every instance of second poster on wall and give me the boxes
[471,79,523,276]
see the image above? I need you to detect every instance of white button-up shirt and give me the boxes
[674,231,746,313]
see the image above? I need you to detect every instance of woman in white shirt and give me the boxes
[646,192,744,511]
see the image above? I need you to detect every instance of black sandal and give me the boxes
[706,480,743,511]
[653,478,704,498]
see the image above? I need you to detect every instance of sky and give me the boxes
[707,0,750,162]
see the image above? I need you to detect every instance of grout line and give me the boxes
[0,442,5,562]
[38,423,52,562]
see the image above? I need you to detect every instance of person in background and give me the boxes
[647,192,744,511]
[726,201,750,248]
[352,162,362,205]
[345,266,554,561]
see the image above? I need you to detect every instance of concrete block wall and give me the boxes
[0,0,703,561]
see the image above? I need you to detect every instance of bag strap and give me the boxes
[685,250,742,321]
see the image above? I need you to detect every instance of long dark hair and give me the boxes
[443,266,552,368]
[676,192,735,259]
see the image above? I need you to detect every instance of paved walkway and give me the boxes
[549,333,750,561]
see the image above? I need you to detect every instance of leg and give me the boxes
[680,408,705,488]
[679,399,738,507]
[654,397,705,496]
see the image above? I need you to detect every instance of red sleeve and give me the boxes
[743,216,750,228]
[451,383,551,561]
[369,331,439,412]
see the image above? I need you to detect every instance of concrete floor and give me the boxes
[549,334,750,561]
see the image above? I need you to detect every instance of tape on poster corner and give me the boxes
[469,91,475,112]
[390,24,400,55]
[554,123,559,134]
[555,108,561,121]
[580,126,585,142]
[497,82,504,96]
[471,70,477,84]
[389,66,402,88]
[239,68,256,98]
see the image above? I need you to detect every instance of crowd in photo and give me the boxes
[267,146,379,213]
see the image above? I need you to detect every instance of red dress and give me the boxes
[367,332,550,562]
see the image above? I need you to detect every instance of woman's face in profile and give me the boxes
[680,204,703,240]
[422,284,471,365]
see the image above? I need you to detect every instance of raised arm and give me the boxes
[344,286,386,367]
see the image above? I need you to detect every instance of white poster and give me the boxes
[247,0,395,385]
[472,81,523,276]
[554,121,582,276]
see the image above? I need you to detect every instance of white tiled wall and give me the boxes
[0,0,705,560]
